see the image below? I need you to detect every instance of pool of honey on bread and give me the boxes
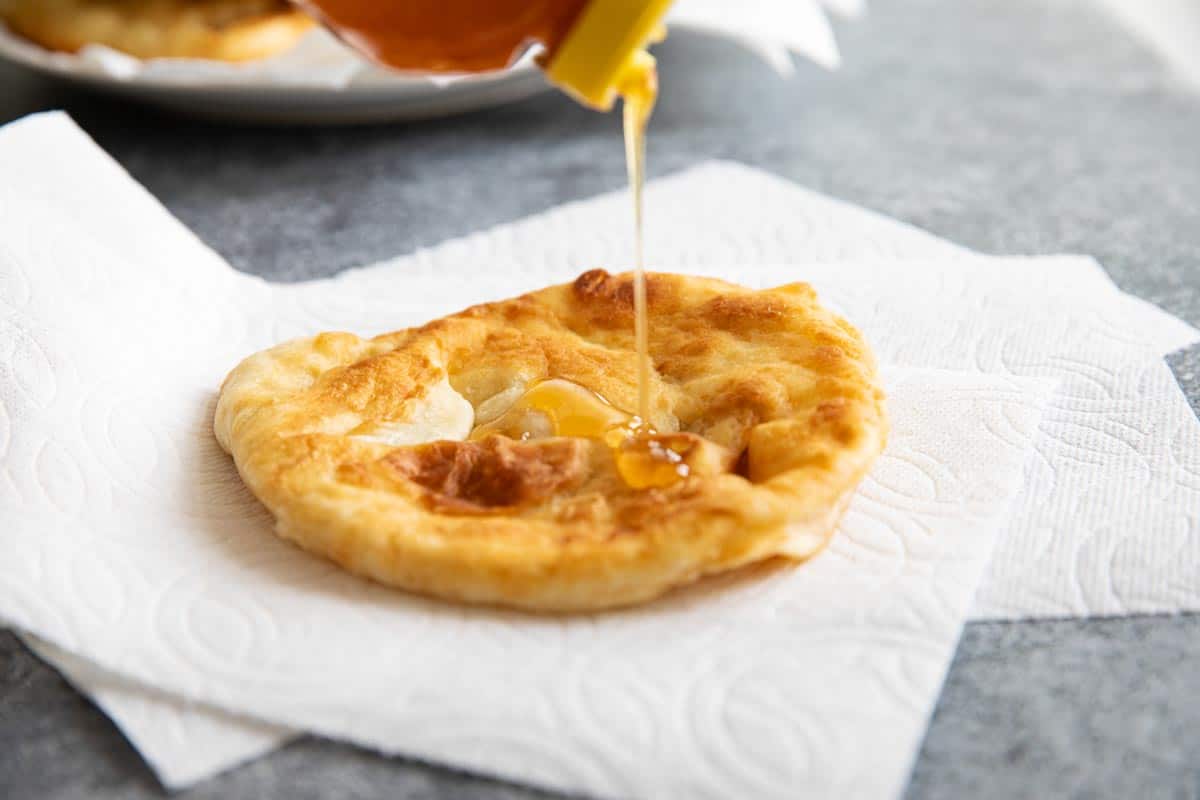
[470,377,726,490]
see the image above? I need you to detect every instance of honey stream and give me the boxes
[620,54,658,423]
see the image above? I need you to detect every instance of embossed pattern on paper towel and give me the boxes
[0,115,1056,800]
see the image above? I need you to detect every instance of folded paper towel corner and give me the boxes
[0,111,1198,795]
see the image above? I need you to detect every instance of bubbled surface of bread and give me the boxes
[0,0,313,61]
[215,270,888,611]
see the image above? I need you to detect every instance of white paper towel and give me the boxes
[2,113,1197,791]
[23,637,290,789]
[1097,0,1200,87]
[0,113,1056,799]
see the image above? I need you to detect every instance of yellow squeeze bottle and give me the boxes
[543,0,675,110]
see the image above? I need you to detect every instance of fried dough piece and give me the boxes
[215,270,887,611]
[0,0,313,61]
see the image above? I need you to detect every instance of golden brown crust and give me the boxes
[377,437,591,514]
[215,271,888,611]
[0,0,313,61]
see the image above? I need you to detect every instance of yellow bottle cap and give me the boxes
[543,0,675,110]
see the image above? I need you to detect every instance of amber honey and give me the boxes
[610,424,692,489]
[619,52,658,423]
[470,378,692,489]
[294,0,590,72]
[470,379,628,442]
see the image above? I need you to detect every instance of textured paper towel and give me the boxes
[0,113,1054,799]
[24,637,289,788]
[2,114,1198,789]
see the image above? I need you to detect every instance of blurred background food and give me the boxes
[0,0,313,61]
[0,0,846,123]
[2,0,1198,126]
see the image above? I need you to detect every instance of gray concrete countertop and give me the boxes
[1,0,1197,797]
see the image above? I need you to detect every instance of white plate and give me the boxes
[0,25,551,125]
[0,3,841,124]
[48,68,551,125]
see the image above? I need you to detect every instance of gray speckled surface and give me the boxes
[1,0,1199,797]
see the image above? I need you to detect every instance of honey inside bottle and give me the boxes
[292,0,591,73]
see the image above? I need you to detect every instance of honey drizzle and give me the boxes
[448,38,677,488]
[619,54,658,423]
[467,58,686,492]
